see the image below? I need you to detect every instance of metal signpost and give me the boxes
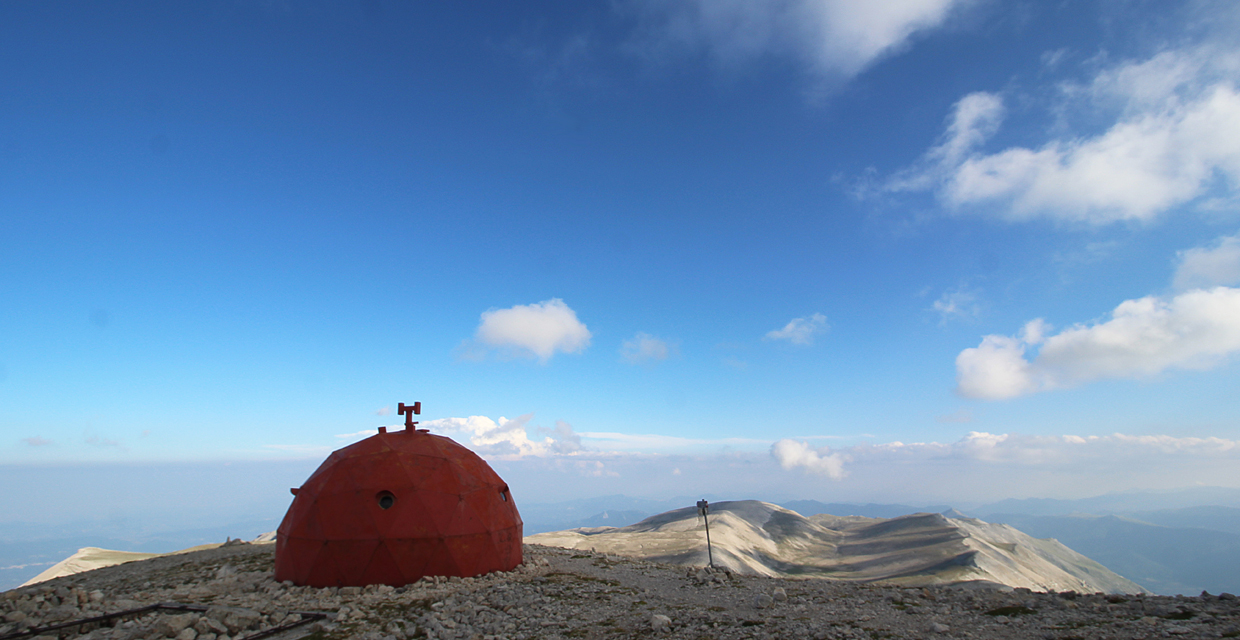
[697,499,714,568]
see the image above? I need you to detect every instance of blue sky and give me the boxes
[3,0,1240,516]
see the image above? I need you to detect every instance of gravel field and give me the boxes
[2,542,1238,640]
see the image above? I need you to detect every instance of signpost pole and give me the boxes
[697,499,714,568]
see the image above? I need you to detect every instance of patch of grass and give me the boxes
[707,606,726,612]
[570,555,590,559]
[984,606,1037,617]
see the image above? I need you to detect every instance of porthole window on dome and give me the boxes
[377,491,395,510]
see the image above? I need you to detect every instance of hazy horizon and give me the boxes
[4,459,1239,532]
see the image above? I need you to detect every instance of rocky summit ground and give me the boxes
[3,542,1239,640]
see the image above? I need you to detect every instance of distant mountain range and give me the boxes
[0,518,279,592]
[975,513,1240,596]
[526,500,1146,594]
[970,487,1240,519]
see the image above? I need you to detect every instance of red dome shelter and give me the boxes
[275,402,523,587]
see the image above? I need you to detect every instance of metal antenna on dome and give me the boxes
[398,402,421,431]
[697,499,714,568]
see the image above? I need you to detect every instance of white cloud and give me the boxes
[375,406,391,416]
[957,287,1240,399]
[765,313,828,345]
[885,91,1004,193]
[628,0,969,79]
[954,321,1043,400]
[473,298,592,363]
[931,92,1006,171]
[1174,233,1240,290]
[539,420,585,454]
[22,436,52,446]
[947,86,1240,223]
[889,47,1240,224]
[620,332,674,364]
[771,439,850,479]
[1041,48,1069,70]
[424,414,588,459]
[932,287,980,324]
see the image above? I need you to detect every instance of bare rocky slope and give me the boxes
[4,541,1239,640]
[525,500,1147,594]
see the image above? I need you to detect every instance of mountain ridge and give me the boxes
[525,500,1146,594]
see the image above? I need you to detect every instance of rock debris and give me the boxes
[3,542,1238,640]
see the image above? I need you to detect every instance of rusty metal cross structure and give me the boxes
[398,401,421,430]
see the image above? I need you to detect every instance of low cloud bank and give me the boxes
[764,431,1240,502]
[390,415,1240,504]
[194,425,1240,509]
[423,415,585,458]
[492,429,1240,504]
